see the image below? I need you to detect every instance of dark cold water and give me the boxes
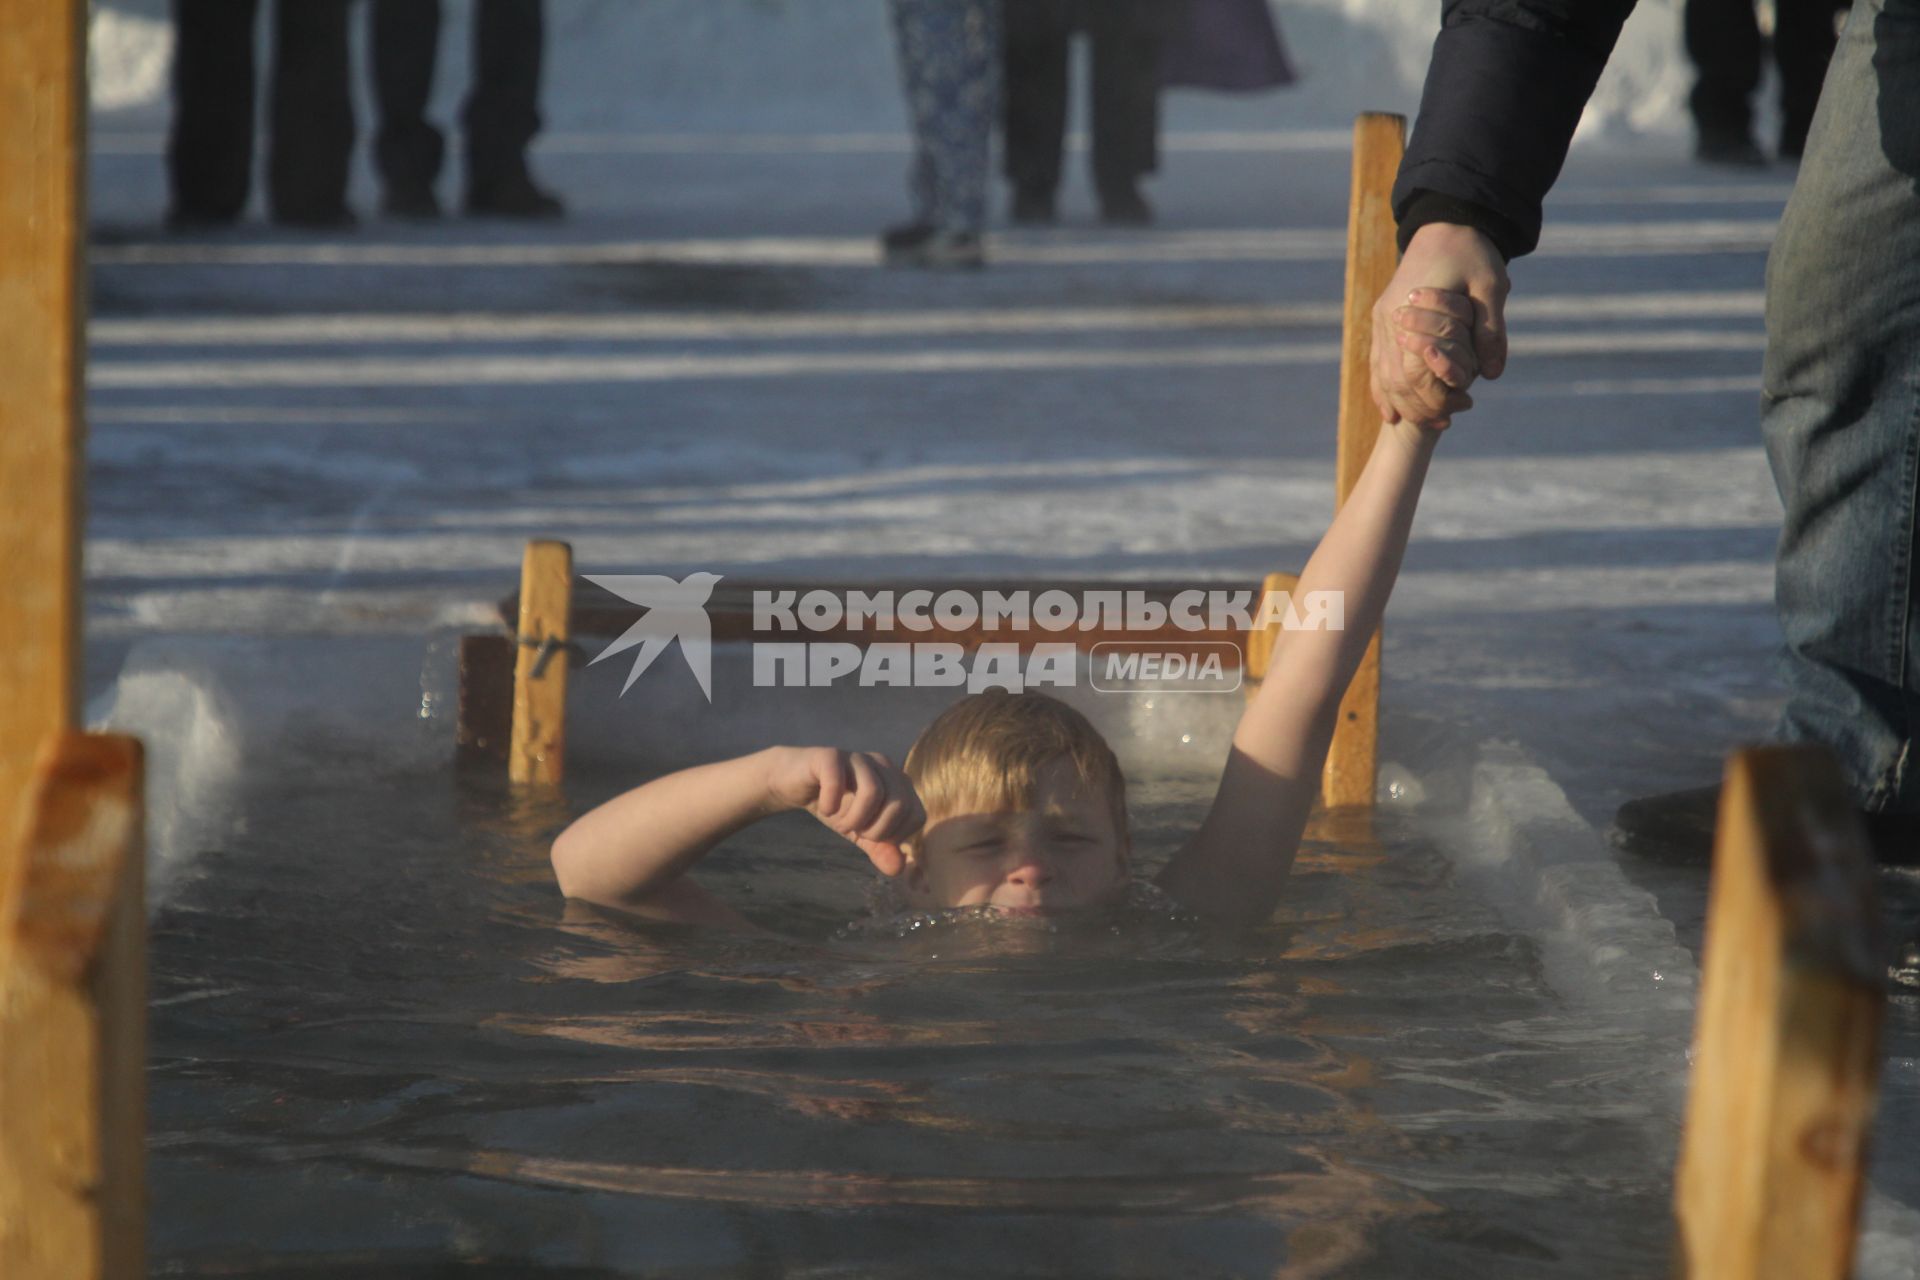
[143,737,1704,1280]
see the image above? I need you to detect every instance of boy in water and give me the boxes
[551,291,1474,929]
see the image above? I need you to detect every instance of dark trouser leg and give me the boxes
[1002,0,1072,199]
[464,0,545,193]
[167,0,259,223]
[1083,0,1163,195]
[371,0,446,195]
[266,0,355,223]
[1772,0,1846,156]
[1685,0,1763,144]
[1764,0,1920,814]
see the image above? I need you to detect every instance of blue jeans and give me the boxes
[1764,0,1920,812]
[890,0,1002,233]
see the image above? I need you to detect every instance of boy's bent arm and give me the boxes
[1159,419,1441,924]
[550,745,923,931]
[549,749,785,929]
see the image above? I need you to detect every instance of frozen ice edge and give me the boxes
[1440,740,1920,1278]
[1441,740,1698,1017]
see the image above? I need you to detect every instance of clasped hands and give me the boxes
[1369,222,1510,432]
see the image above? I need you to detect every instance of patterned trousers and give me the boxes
[890,0,1003,232]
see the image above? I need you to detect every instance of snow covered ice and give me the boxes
[79,1,1920,1275]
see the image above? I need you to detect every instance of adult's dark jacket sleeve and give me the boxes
[1392,0,1638,260]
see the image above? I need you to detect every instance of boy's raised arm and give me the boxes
[550,746,923,929]
[1158,415,1444,925]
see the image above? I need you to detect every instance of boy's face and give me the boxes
[905,756,1128,915]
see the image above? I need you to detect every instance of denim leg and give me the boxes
[890,0,1002,232]
[1764,0,1920,812]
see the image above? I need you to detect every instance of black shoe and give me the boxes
[1613,784,1721,862]
[271,204,358,231]
[466,175,565,220]
[882,227,985,270]
[1010,186,1056,226]
[1867,811,1920,865]
[382,180,443,221]
[881,221,937,254]
[1778,117,1814,163]
[1694,131,1768,168]
[1099,184,1153,227]
[1614,782,1920,866]
[164,206,241,233]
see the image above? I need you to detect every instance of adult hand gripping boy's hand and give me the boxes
[766,746,926,878]
[1370,222,1508,430]
[1388,287,1483,431]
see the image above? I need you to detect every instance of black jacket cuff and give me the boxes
[1396,191,1524,263]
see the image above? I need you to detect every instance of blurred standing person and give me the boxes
[1685,0,1846,164]
[1003,0,1169,226]
[166,0,356,229]
[884,0,1003,268]
[371,0,564,219]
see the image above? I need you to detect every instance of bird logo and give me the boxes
[583,572,723,700]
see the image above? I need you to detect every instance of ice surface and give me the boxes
[85,640,246,904]
[88,635,446,904]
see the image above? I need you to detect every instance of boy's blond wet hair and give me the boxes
[903,690,1129,852]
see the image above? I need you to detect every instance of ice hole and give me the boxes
[94,631,1903,1276]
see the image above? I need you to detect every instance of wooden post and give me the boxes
[509,541,573,786]
[1674,746,1885,1280]
[0,733,147,1279]
[0,0,86,846]
[1322,111,1404,810]
[0,8,149,1274]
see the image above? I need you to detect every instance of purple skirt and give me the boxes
[1160,0,1297,92]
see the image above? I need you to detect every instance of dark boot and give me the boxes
[1695,130,1769,167]
[463,0,563,219]
[465,165,564,219]
[1614,782,1920,866]
[1010,185,1057,226]
[1086,0,1163,224]
[1098,179,1153,226]
[1002,1,1071,225]
[383,180,444,221]
[371,0,448,220]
